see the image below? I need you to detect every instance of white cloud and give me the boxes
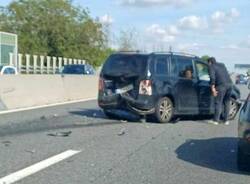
[146,24,179,42]
[239,35,250,48]
[120,0,194,7]
[168,25,180,35]
[176,43,206,51]
[211,8,240,33]
[99,14,114,24]
[143,8,241,51]
[178,15,208,30]
[221,35,250,50]
[220,44,240,50]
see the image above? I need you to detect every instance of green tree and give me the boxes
[247,69,250,76]
[201,55,210,63]
[0,0,109,67]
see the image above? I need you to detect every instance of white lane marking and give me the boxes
[0,98,96,115]
[0,149,81,184]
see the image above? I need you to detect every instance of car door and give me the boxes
[194,61,214,114]
[173,56,199,114]
[152,54,171,96]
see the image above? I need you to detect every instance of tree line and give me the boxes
[0,0,113,67]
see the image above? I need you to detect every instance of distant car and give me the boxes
[61,64,95,75]
[236,74,248,85]
[238,83,250,171]
[0,65,18,75]
[98,51,241,123]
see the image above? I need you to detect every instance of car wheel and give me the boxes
[155,97,173,123]
[229,98,238,120]
[237,146,250,172]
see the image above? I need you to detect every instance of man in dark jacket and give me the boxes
[208,57,232,125]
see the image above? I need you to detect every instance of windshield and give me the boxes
[102,54,148,77]
[62,65,85,74]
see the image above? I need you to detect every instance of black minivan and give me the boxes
[98,52,240,123]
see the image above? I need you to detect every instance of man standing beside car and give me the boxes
[208,57,233,125]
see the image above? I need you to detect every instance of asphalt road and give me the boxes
[0,85,249,184]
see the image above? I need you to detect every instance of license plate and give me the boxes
[116,84,133,94]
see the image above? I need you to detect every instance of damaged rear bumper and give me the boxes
[98,93,155,115]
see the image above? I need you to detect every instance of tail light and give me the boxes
[98,77,104,91]
[139,80,152,95]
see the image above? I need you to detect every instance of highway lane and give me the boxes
[0,84,249,184]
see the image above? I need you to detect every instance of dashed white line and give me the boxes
[0,149,81,184]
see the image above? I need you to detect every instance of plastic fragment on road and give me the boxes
[40,115,46,120]
[47,131,72,137]
[2,141,11,147]
[25,149,36,154]
[117,128,125,136]
[53,114,58,117]
[140,118,146,123]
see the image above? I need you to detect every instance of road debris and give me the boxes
[172,117,181,123]
[117,128,126,136]
[40,115,46,120]
[89,177,95,183]
[140,118,146,123]
[2,141,11,147]
[47,131,72,137]
[25,149,36,154]
[53,114,58,118]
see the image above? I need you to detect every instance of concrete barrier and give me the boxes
[0,75,98,111]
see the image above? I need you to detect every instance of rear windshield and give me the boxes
[102,54,148,77]
[62,65,85,74]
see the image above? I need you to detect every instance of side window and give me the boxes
[176,57,194,80]
[155,56,169,75]
[170,57,178,77]
[3,68,10,74]
[196,62,210,81]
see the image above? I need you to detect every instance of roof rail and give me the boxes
[151,51,198,58]
[116,50,142,53]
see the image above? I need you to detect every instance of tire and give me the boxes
[228,98,239,120]
[237,146,250,172]
[155,97,173,123]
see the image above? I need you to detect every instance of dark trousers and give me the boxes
[214,85,232,122]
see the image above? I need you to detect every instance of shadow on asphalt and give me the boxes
[70,109,105,119]
[69,108,141,122]
[1,109,144,137]
[69,108,214,124]
[175,137,250,175]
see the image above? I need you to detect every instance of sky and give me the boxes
[1,0,250,71]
